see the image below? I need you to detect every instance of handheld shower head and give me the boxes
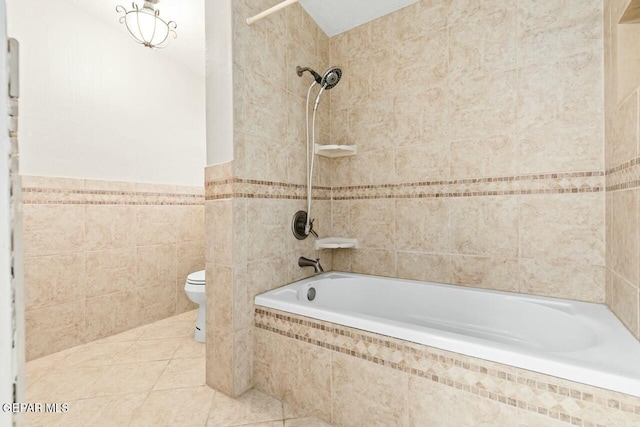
[297,65,342,91]
[313,67,342,110]
[298,66,343,240]
[320,67,342,90]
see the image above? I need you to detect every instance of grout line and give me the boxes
[329,349,334,425]
[517,195,522,294]
[515,0,522,300]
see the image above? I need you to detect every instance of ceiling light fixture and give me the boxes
[116,0,177,49]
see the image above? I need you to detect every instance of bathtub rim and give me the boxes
[255,271,640,398]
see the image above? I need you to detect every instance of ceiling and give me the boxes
[299,0,420,36]
[60,0,205,76]
[60,0,418,75]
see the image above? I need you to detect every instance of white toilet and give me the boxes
[184,270,206,342]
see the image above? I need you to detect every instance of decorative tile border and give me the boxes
[606,157,640,191]
[255,307,640,427]
[205,178,331,201]
[22,188,204,205]
[333,171,604,200]
[206,172,604,201]
[21,176,204,205]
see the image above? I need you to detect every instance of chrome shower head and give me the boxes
[320,67,342,90]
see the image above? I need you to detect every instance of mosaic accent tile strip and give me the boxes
[206,172,604,201]
[205,178,331,201]
[333,172,604,200]
[22,187,204,205]
[254,307,640,427]
[606,157,640,191]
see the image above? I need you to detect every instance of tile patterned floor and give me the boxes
[25,310,333,427]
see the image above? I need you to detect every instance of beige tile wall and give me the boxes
[205,0,334,397]
[604,0,640,341]
[22,175,205,360]
[329,0,606,302]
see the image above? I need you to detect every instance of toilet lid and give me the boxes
[186,270,206,285]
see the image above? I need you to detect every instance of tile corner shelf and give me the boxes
[314,144,357,158]
[315,237,358,250]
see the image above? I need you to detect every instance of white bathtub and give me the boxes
[255,272,640,397]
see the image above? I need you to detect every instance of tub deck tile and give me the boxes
[254,307,640,427]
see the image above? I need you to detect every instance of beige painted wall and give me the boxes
[329,0,606,303]
[604,0,640,341]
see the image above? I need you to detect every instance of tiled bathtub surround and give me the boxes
[331,190,605,302]
[327,0,606,303]
[604,0,640,341]
[254,308,640,427]
[212,0,612,400]
[329,1,604,179]
[22,175,205,360]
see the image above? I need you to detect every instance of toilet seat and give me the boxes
[186,270,205,286]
